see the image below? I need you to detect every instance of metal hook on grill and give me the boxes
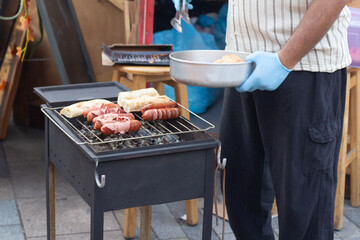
[95,161,106,188]
[217,145,227,170]
[214,145,226,240]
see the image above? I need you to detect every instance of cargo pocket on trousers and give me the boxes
[302,118,341,176]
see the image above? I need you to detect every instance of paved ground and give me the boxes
[1,93,360,239]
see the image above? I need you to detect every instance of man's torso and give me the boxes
[225,0,352,72]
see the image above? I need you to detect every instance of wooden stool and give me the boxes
[112,65,199,239]
[334,67,360,230]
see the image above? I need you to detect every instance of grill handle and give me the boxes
[95,161,106,188]
[217,145,227,169]
[214,146,226,240]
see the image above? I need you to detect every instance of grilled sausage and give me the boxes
[82,103,121,118]
[101,120,142,135]
[142,108,181,121]
[93,113,135,130]
[87,107,125,122]
[92,113,135,124]
[141,102,179,114]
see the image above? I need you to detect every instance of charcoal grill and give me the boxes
[35,82,220,240]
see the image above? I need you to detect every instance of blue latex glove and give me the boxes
[236,51,292,92]
[172,0,193,11]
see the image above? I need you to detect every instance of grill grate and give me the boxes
[41,102,215,149]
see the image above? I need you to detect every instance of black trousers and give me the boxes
[219,69,347,240]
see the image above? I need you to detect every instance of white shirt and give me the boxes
[225,0,352,72]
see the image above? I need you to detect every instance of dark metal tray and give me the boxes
[103,44,173,66]
[34,81,127,104]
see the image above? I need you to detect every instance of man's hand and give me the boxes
[172,0,193,11]
[236,52,292,92]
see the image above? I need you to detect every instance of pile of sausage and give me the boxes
[82,103,141,135]
[81,102,181,136]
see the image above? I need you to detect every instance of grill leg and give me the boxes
[202,149,215,240]
[46,116,56,240]
[46,162,56,240]
[91,199,104,240]
[202,187,214,240]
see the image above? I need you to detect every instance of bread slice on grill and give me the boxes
[117,88,159,106]
[121,95,171,113]
[60,99,111,118]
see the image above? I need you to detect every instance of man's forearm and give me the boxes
[278,0,349,69]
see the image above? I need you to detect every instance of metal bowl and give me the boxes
[170,50,254,88]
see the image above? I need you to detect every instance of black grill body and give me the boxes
[36,82,220,240]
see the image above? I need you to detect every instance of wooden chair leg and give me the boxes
[123,207,137,239]
[132,75,147,90]
[350,154,360,207]
[350,71,360,207]
[119,76,133,90]
[140,206,152,240]
[152,81,165,95]
[173,83,189,120]
[112,69,120,82]
[163,81,198,225]
[173,83,198,225]
[164,81,190,119]
[185,199,199,226]
[334,72,351,230]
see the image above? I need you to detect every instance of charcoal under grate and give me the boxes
[79,118,182,152]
